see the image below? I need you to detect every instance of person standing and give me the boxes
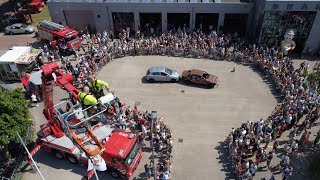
[119,115,127,130]
[87,76,110,98]
[144,163,151,179]
[31,93,38,107]
[250,163,258,177]
[266,150,274,169]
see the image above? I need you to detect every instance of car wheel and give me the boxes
[53,150,64,159]
[208,84,215,89]
[9,31,13,35]
[170,79,177,83]
[148,78,155,83]
[67,154,78,164]
[110,171,119,178]
[183,78,190,84]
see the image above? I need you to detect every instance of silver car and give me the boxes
[5,23,35,35]
[145,67,180,82]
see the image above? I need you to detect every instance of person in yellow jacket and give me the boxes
[88,76,110,98]
[78,86,98,107]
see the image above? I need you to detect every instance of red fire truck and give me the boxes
[37,20,82,51]
[17,0,45,14]
[28,62,142,179]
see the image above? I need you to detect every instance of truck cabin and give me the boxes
[102,131,141,178]
[53,28,79,43]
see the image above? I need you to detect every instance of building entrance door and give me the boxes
[223,13,248,36]
[112,12,135,38]
[140,13,162,36]
[167,13,190,33]
[195,13,219,33]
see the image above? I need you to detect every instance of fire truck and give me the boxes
[28,62,142,179]
[37,21,82,51]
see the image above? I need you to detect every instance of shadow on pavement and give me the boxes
[214,141,237,180]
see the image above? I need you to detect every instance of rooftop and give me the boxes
[49,0,253,3]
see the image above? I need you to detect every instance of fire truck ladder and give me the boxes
[54,101,107,158]
[40,20,65,31]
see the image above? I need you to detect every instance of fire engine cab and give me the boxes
[37,21,82,51]
[28,62,142,179]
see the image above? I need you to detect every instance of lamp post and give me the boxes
[150,111,157,180]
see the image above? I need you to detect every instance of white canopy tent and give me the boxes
[0,46,42,80]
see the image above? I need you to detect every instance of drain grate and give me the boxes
[178,138,183,143]
[135,102,141,106]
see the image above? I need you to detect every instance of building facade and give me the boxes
[47,0,320,53]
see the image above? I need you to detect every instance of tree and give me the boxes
[307,69,320,88]
[0,88,31,150]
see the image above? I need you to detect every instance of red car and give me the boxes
[181,69,219,88]
[1,12,29,25]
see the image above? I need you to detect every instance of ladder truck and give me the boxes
[37,20,83,52]
[28,62,142,179]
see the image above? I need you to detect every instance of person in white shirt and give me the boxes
[31,93,38,107]
[142,124,147,136]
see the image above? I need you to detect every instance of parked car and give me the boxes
[9,13,30,23]
[145,67,180,82]
[181,69,219,88]
[5,23,35,35]
[1,12,29,26]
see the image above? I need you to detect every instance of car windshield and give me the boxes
[66,36,78,43]
[123,140,140,166]
[20,24,28,28]
[203,73,209,79]
[165,68,172,75]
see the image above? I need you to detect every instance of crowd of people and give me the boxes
[227,53,320,179]
[39,26,320,180]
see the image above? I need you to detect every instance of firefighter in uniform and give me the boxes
[87,76,110,98]
[78,86,99,118]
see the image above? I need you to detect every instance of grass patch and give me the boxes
[27,5,51,27]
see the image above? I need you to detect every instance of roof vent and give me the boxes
[118,150,125,156]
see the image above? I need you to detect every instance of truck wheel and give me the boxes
[53,150,64,159]
[67,154,78,164]
[110,171,119,178]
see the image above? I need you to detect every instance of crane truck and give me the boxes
[27,62,142,179]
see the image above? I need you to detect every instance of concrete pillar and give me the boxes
[217,12,225,35]
[190,10,195,32]
[134,11,140,32]
[162,12,167,33]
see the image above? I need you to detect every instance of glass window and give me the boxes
[123,141,140,166]
[165,68,172,75]
[152,72,160,76]
[160,72,167,76]
[20,24,27,28]
[259,11,316,52]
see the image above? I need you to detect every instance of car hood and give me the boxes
[25,26,34,31]
[171,70,180,78]
[208,75,219,83]
[181,70,189,78]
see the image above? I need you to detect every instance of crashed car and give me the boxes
[181,69,219,88]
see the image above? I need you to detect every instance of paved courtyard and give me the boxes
[22,56,278,180]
